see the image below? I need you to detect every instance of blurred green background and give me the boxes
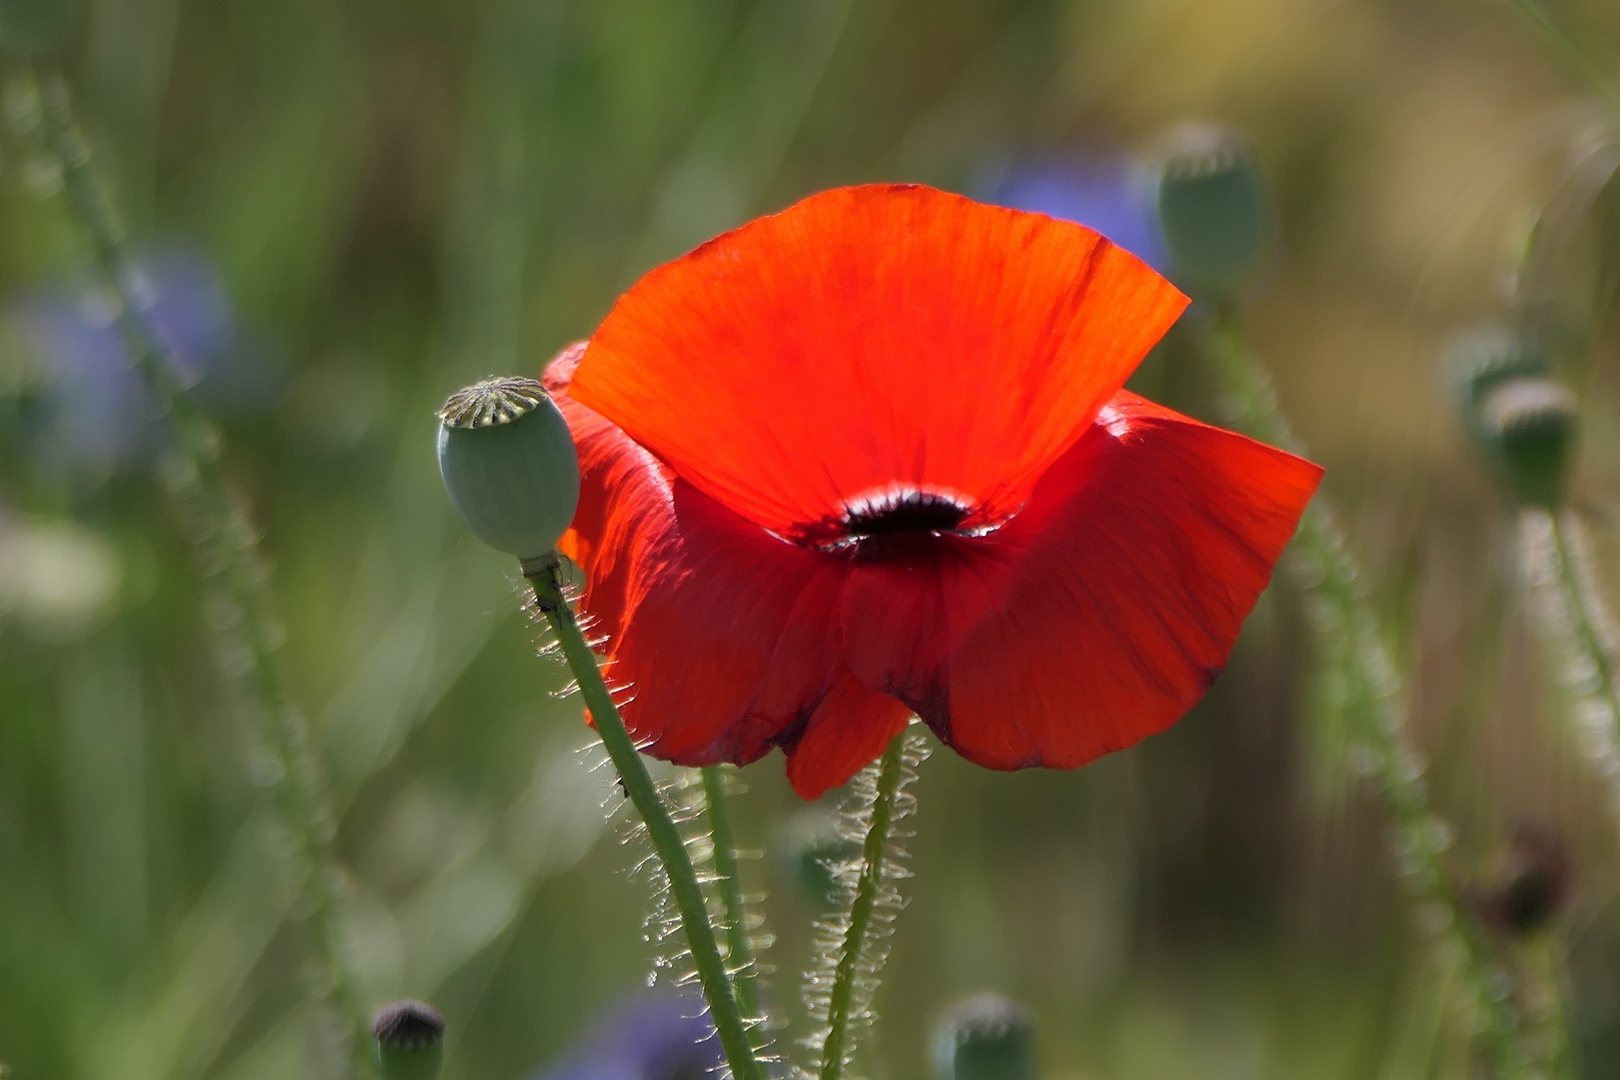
[4,1,1620,1078]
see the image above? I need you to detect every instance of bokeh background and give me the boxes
[4,0,1620,1078]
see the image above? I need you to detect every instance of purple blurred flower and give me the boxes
[982,156,1168,272]
[14,243,284,474]
[535,991,724,1080]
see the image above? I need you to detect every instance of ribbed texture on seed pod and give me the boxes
[1153,123,1271,300]
[436,376,580,560]
[372,1001,445,1080]
[931,994,1036,1080]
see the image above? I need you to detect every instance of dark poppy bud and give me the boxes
[1452,327,1577,506]
[436,376,580,562]
[372,1000,446,1080]
[932,993,1036,1080]
[1152,123,1271,300]
[1475,824,1575,936]
[778,808,860,908]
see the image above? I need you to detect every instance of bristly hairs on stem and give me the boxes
[529,559,766,1080]
[5,64,375,1074]
[1522,510,1620,835]
[523,575,777,1061]
[1200,308,1537,1079]
[701,765,775,1050]
[796,727,929,1080]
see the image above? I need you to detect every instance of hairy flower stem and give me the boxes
[528,559,763,1080]
[1201,308,1533,1078]
[1526,509,1620,826]
[817,733,906,1080]
[17,65,373,1071]
[700,765,765,1044]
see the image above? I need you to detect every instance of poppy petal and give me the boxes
[838,536,1013,714]
[546,350,844,764]
[922,392,1322,769]
[570,184,1188,539]
[780,672,914,800]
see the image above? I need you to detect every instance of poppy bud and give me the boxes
[1452,327,1577,507]
[778,808,859,908]
[371,1000,446,1080]
[932,993,1036,1080]
[1152,123,1271,300]
[436,376,580,562]
[1474,824,1575,936]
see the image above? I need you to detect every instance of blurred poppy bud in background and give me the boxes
[1474,823,1575,936]
[372,1000,446,1080]
[1152,123,1272,301]
[1452,325,1577,507]
[777,807,860,909]
[436,375,581,562]
[932,993,1036,1080]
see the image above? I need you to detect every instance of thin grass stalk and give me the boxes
[1201,309,1534,1078]
[528,559,764,1080]
[14,64,373,1070]
[701,765,767,1046]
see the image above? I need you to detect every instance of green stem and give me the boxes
[19,65,373,1070]
[817,733,906,1080]
[1541,510,1620,826]
[1520,935,1578,1080]
[528,561,763,1080]
[1200,310,1532,1078]
[700,765,764,1042]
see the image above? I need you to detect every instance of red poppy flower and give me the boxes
[544,184,1322,799]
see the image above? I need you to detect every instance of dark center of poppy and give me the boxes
[842,490,970,538]
[795,488,975,555]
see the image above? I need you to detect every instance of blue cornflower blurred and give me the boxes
[11,243,284,476]
[981,156,1168,272]
[535,990,724,1080]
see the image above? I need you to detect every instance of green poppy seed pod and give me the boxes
[1478,377,1578,507]
[932,994,1036,1080]
[436,376,580,562]
[1153,123,1272,300]
[372,1001,445,1080]
[1451,327,1576,507]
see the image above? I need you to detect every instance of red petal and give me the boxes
[781,672,914,800]
[546,351,844,764]
[570,184,1188,539]
[918,391,1323,769]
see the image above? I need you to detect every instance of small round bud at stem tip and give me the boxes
[1451,326,1578,507]
[372,1001,445,1080]
[436,375,581,560]
[1152,122,1271,301]
[1474,824,1575,937]
[932,993,1036,1080]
